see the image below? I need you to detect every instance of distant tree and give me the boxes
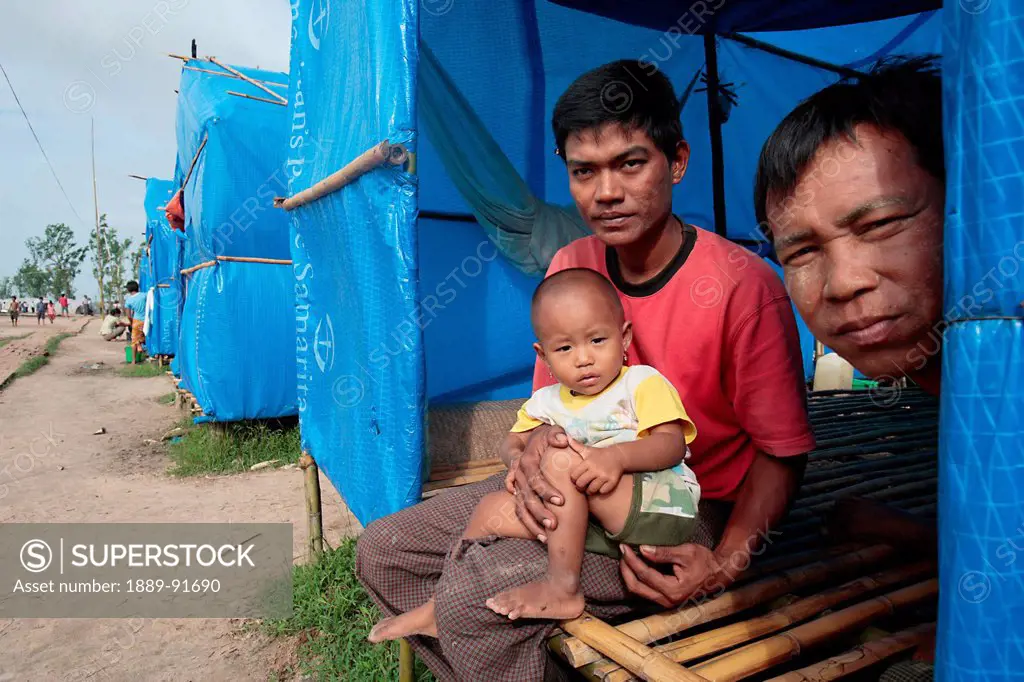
[26,223,87,298]
[0,277,11,299]
[88,214,133,309]
[132,242,146,284]
[12,259,49,298]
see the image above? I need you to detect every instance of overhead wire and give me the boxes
[0,61,87,225]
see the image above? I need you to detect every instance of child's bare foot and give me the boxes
[486,579,585,621]
[367,601,437,642]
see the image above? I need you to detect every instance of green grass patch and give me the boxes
[156,392,176,405]
[265,539,435,681]
[0,333,30,349]
[117,362,166,378]
[167,419,301,476]
[0,332,75,390]
[43,333,74,355]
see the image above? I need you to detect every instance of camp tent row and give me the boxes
[142,58,299,423]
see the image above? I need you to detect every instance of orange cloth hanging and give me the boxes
[165,190,185,232]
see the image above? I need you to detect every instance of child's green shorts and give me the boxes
[584,466,700,559]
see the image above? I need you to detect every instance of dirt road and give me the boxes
[0,321,358,681]
[0,315,89,386]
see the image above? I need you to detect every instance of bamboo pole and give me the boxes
[182,64,287,88]
[561,614,708,681]
[227,90,288,106]
[299,451,324,560]
[128,174,148,181]
[275,140,409,211]
[691,579,938,682]
[216,256,293,265]
[180,260,216,276]
[591,562,934,681]
[558,546,893,668]
[399,640,415,682]
[91,117,106,315]
[208,57,288,105]
[181,135,208,190]
[765,623,936,682]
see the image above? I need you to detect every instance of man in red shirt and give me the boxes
[358,60,815,681]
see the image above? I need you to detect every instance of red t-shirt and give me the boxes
[533,224,815,501]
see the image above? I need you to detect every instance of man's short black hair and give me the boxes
[753,55,943,234]
[126,281,139,293]
[552,60,683,162]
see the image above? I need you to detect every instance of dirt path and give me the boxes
[0,315,88,386]
[0,321,359,681]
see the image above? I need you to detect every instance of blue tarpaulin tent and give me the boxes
[172,59,298,422]
[283,1,1022,677]
[284,0,939,522]
[143,178,178,357]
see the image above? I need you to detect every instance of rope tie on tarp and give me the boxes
[273,139,409,211]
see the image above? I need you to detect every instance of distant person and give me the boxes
[35,297,46,326]
[58,293,69,317]
[8,296,19,327]
[124,281,147,359]
[46,300,56,324]
[82,295,94,316]
[99,308,129,341]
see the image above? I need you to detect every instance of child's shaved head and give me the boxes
[531,268,623,332]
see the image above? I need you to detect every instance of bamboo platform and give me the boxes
[172,379,205,417]
[419,388,940,681]
[547,388,939,681]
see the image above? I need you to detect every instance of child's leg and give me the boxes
[368,491,535,643]
[486,448,633,621]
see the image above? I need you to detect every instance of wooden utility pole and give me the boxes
[91,117,106,314]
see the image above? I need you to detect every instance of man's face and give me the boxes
[767,124,944,381]
[564,123,688,247]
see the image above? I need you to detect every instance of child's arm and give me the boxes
[569,421,687,495]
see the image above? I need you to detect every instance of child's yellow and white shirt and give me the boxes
[510,365,700,490]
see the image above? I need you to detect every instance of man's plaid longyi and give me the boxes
[356,474,729,681]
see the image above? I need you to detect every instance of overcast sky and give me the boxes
[0,1,291,298]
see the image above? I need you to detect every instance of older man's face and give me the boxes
[766,124,944,383]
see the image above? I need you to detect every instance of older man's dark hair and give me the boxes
[552,60,684,162]
[753,55,943,234]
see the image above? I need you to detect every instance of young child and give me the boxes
[369,268,700,641]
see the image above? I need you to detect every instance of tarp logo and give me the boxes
[20,540,52,573]
[308,0,329,50]
[314,315,335,373]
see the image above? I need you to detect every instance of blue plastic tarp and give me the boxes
[938,3,1024,678]
[172,60,297,421]
[143,178,178,357]
[286,0,422,525]
[547,0,940,33]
